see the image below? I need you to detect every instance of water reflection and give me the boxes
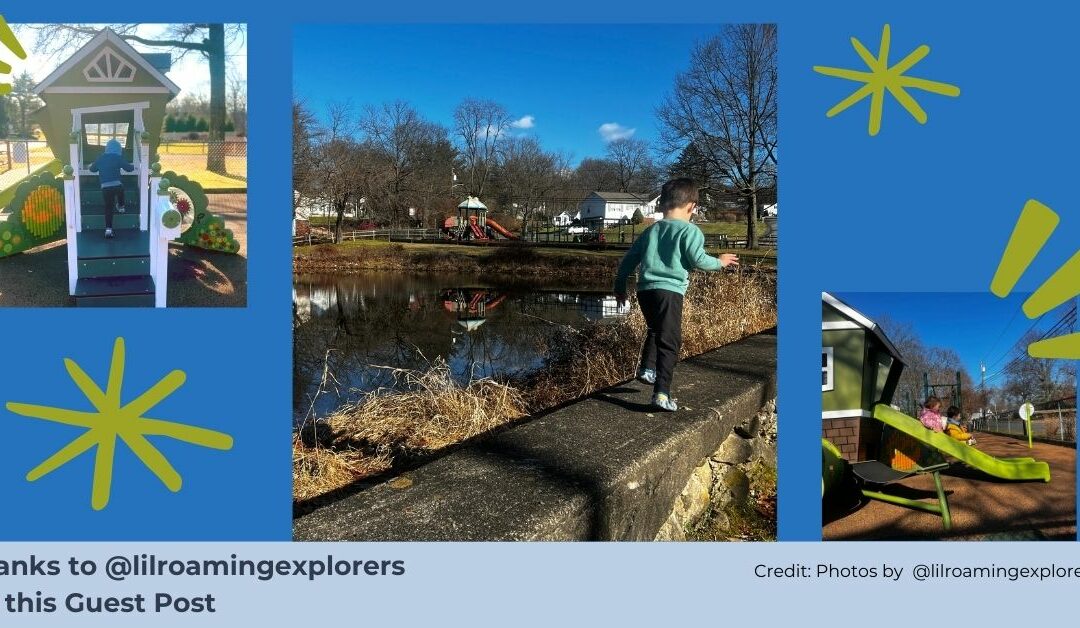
[293,272,630,422]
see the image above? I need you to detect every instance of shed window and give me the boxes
[84,122,129,148]
[822,347,834,391]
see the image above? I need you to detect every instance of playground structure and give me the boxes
[440,287,507,331]
[441,196,518,241]
[0,28,239,307]
[821,292,1050,531]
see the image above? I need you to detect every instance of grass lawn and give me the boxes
[296,238,776,267]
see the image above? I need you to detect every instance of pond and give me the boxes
[293,272,630,423]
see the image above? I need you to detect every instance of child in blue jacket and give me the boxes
[88,138,134,238]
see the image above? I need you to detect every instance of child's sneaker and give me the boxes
[104,228,114,239]
[652,392,678,412]
[967,437,977,446]
[637,368,656,385]
[116,203,125,214]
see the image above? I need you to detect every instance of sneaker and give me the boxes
[637,368,656,385]
[116,203,125,214]
[652,392,678,412]
[967,437,977,446]
[104,228,114,239]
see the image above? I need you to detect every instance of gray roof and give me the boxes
[590,191,654,203]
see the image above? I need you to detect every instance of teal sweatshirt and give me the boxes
[614,219,722,295]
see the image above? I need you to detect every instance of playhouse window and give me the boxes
[822,347,834,391]
[84,122,129,148]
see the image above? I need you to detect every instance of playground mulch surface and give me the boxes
[0,195,246,308]
[824,432,1076,541]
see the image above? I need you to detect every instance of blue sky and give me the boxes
[834,292,1076,387]
[293,24,720,163]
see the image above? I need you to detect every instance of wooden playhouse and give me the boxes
[0,27,238,306]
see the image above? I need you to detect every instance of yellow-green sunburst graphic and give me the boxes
[813,24,960,136]
[5,338,234,510]
[990,200,1079,359]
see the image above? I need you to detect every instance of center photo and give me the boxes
[291,24,778,541]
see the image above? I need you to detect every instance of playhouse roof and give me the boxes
[458,196,488,210]
[821,292,905,364]
[33,27,181,96]
[590,191,653,203]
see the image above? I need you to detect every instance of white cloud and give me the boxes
[598,122,636,142]
[511,115,535,129]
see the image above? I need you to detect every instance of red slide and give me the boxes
[486,218,519,240]
[470,222,488,239]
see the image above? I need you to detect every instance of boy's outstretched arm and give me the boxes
[122,160,135,172]
[614,237,644,305]
[686,228,737,271]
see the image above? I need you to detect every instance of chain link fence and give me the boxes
[972,398,1077,444]
[157,140,247,189]
[0,140,55,193]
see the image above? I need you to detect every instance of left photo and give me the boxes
[0,23,247,307]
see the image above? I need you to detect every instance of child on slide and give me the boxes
[944,405,976,445]
[88,138,134,239]
[614,178,739,412]
[919,396,947,432]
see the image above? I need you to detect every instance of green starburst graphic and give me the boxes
[6,337,233,510]
[813,24,960,136]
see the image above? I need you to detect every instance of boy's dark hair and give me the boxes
[946,405,961,418]
[658,178,699,212]
[924,396,941,409]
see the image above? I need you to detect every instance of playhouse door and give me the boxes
[80,110,135,167]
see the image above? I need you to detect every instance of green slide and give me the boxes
[872,404,1051,483]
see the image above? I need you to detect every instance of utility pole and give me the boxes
[980,362,986,432]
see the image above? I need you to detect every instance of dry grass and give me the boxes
[293,361,526,501]
[292,270,777,503]
[523,269,777,410]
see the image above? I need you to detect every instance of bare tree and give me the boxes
[360,101,449,227]
[498,137,568,235]
[20,23,245,173]
[573,157,620,192]
[292,99,320,218]
[311,102,364,244]
[605,137,652,193]
[453,98,511,199]
[658,24,777,247]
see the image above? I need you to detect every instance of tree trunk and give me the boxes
[334,200,345,244]
[206,24,228,174]
[747,188,757,249]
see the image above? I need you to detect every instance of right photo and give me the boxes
[822,291,1077,541]
[291,24,778,541]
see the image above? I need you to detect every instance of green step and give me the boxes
[74,275,155,307]
[81,205,140,230]
[76,229,149,259]
[78,256,150,278]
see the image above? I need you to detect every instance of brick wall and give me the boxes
[823,416,882,462]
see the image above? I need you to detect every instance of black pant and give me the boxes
[102,186,125,229]
[637,289,683,395]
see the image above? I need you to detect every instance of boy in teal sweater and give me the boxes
[614,178,739,411]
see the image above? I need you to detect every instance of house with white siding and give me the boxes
[577,191,655,224]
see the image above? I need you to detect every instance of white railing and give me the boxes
[67,140,82,233]
[137,134,149,231]
[63,165,78,295]
[149,174,181,308]
[292,228,442,246]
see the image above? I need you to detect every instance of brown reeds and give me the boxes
[292,269,776,503]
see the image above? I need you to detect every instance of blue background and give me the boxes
[0,1,1077,541]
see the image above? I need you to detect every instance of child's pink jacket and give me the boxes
[919,408,946,432]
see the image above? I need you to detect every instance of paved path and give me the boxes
[824,433,1076,540]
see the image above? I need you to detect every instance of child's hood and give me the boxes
[105,139,122,155]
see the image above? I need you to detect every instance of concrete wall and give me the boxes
[294,330,777,541]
